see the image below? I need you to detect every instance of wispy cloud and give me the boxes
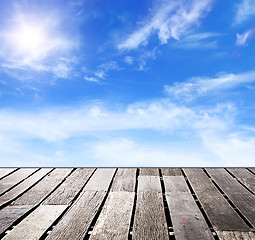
[233,0,255,25]
[173,32,220,49]
[235,29,254,46]
[118,0,214,50]
[84,76,99,83]
[84,60,120,82]
[1,97,254,166]
[165,71,255,101]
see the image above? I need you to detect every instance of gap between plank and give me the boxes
[181,169,220,240]
[83,168,118,240]
[38,168,97,240]
[203,168,254,229]
[224,168,254,195]
[159,169,176,240]
[0,168,41,198]
[128,168,139,240]
[0,168,75,239]
[0,168,55,210]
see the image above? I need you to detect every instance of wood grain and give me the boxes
[206,168,255,227]
[46,191,106,240]
[0,168,52,207]
[2,205,67,240]
[0,168,38,195]
[111,168,136,192]
[12,168,72,205]
[227,168,255,193]
[0,205,33,235]
[90,192,135,240]
[132,192,169,240]
[0,169,17,180]
[164,176,214,240]
[138,176,161,192]
[83,168,116,191]
[43,168,94,205]
[161,168,182,176]
[216,231,255,240]
[139,168,159,176]
[184,168,249,230]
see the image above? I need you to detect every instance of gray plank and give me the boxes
[206,168,255,227]
[0,168,38,195]
[111,168,136,192]
[84,168,116,191]
[90,192,135,240]
[132,192,169,240]
[216,231,255,240]
[184,168,249,230]
[0,169,17,179]
[0,205,33,235]
[43,168,95,205]
[2,205,67,240]
[0,168,52,207]
[138,176,161,192]
[227,168,255,193]
[139,168,158,176]
[46,191,106,240]
[161,168,182,176]
[46,168,115,240]
[164,176,214,240]
[12,168,72,205]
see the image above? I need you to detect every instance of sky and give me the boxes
[0,0,255,167]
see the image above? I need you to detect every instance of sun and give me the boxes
[6,20,51,62]
[15,25,46,52]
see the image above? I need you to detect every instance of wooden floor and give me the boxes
[0,168,254,240]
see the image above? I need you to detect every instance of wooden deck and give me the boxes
[0,168,254,240]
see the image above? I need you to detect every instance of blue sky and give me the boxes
[0,0,255,166]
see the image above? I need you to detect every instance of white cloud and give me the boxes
[84,76,99,82]
[124,56,134,65]
[0,95,254,166]
[234,0,255,24]
[91,138,217,166]
[202,133,255,166]
[235,29,254,46]
[173,32,220,49]
[165,71,255,101]
[118,0,214,50]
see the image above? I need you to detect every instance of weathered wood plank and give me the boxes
[12,168,72,205]
[184,168,249,230]
[0,168,52,207]
[43,168,95,205]
[0,169,17,180]
[45,191,106,240]
[2,205,67,240]
[161,168,182,176]
[164,176,214,240]
[132,192,168,240]
[139,168,158,176]
[227,168,255,193]
[216,231,255,240]
[138,176,161,192]
[206,168,255,227]
[46,168,115,240]
[90,192,135,239]
[83,168,116,191]
[0,168,38,195]
[111,168,136,192]
[0,205,33,235]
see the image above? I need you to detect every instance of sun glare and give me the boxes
[16,25,45,51]
[6,20,51,62]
